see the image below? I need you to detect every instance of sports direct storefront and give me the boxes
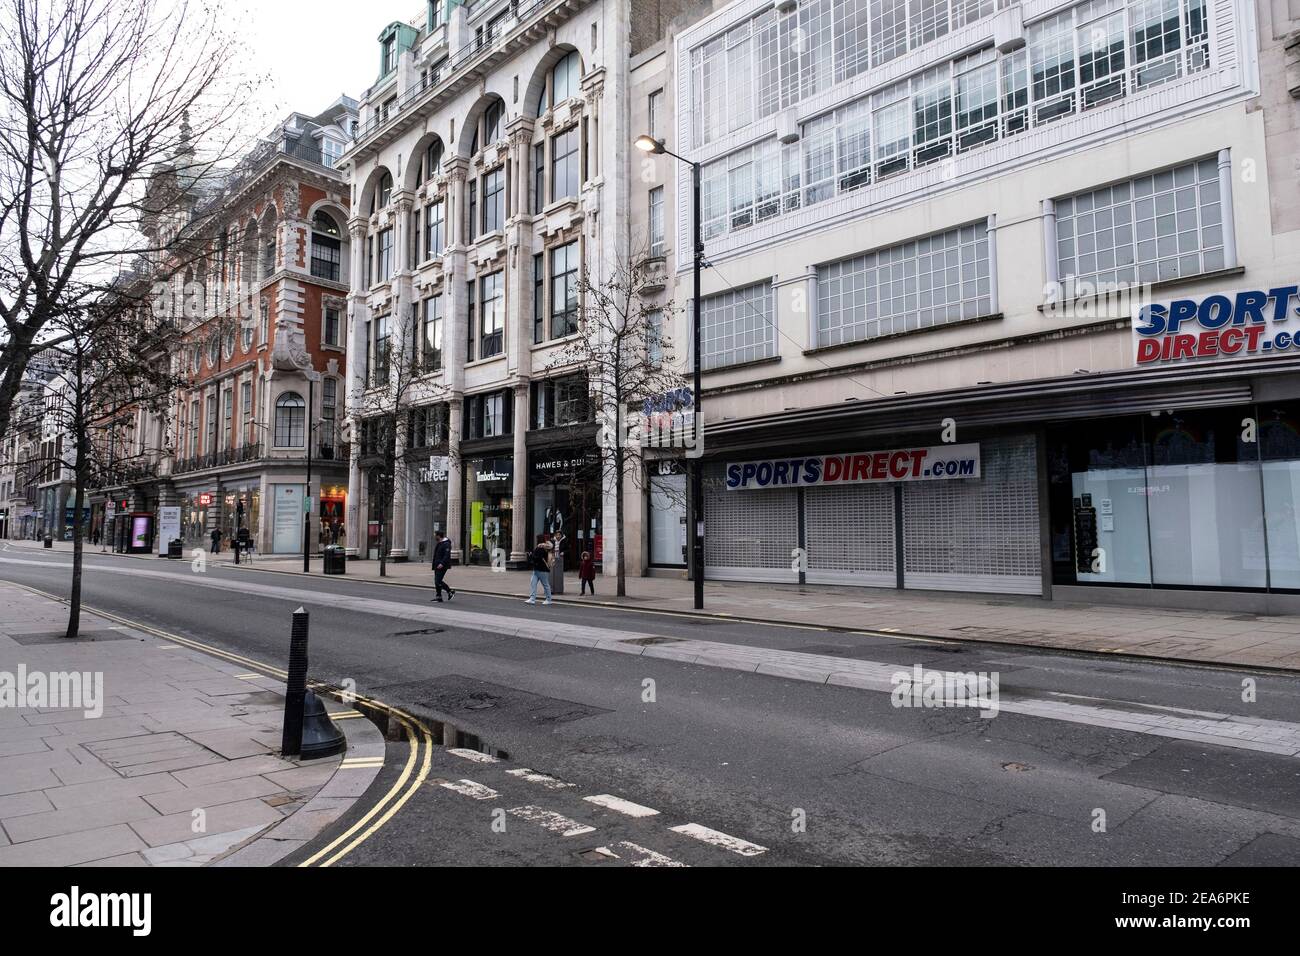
[705,436,1042,594]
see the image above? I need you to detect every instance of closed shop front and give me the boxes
[705,434,1042,595]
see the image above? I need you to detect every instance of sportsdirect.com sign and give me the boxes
[725,444,981,490]
[1133,284,1300,365]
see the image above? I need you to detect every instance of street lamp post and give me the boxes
[635,134,704,610]
[303,375,315,573]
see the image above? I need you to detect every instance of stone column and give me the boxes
[389,418,409,560]
[446,400,464,562]
[511,383,529,563]
[344,217,369,556]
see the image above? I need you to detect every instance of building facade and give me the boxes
[341,0,625,569]
[100,100,357,556]
[622,0,1300,611]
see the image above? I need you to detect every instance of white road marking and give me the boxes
[604,841,686,867]
[506,768,574,789]
[508,805,596,837]
[447,748,499,763]
[440,779,499,800]
[11,554,1297,757]
[670,823,767,857]
[584,794,660,818]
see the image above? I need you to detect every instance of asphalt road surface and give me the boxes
[3,542,1299,867]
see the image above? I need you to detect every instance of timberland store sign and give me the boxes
[725,445,982,491]
[1133,284,1300,365]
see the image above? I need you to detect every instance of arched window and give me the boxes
[551,51,580,106]
[310,211,342,281]
[418,140,443,185]
[274,392,305,447]
[372,171,393,213]
[261,216,278,278]
[472,99,505,154]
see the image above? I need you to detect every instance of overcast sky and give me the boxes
[236,0,422,125]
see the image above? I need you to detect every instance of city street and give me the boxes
[3,542,1298,867]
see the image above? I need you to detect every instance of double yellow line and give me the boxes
[5,580,431,867]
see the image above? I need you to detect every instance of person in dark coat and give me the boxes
[431,529,455,602]
[579,551,596,595]
[210,527,221,554]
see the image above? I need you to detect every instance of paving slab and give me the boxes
[0,583,373,867]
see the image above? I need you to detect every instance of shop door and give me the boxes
[703,463,799,583]
[902,434,1041,594]
[805,483,895,586]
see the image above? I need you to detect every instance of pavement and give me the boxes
[44,538,1300,672]
[0,579,382,867]
[3,542,1299,866]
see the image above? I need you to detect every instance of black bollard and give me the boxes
[281,607,309,756]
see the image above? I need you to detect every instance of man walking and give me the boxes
[526,534,553,606]
[431,529,455,602]
[210,527,221,554]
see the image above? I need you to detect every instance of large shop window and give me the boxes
[1047,406,1300,591]
[1055,156,1225,289]
[699,281,776,371]
[816,220,991,348]
[691,0,1211,240]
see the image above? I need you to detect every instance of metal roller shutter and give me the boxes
[902,434,1041,594]
[704,463,798,583]
[805,483,895,585]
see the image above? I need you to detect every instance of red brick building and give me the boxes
[96,99,357,556]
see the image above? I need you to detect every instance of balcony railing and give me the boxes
[351,0,559,146]
[173,442,264,475]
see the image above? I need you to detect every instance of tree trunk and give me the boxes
[613,338,626,597]
[379,468,389,578]
[66,364,87,639]
[615,445,626,597]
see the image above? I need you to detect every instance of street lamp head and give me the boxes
[635,134,665,155]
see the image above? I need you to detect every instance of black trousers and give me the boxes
[434,566,452,598]
[581,578,594,594]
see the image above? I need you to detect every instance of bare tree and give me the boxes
[37,295,187,637]
[546,250,686,597]
[348,300,447,577]
[0,0,262,443]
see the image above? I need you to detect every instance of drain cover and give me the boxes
[621,636,683,646]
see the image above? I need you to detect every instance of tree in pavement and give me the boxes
[348,299,447,577]
[544,247,686,597]
[36,293,188,638]
[0,0,261,444]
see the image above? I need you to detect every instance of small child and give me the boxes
[579,551,596,595]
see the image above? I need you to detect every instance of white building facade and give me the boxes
[342,0,628,570]
[625,0,1300,611]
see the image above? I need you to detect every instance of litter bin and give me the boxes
[43,536,52,549]
[323,546,347,575]
[167,539,183,559]
[549,552,565,595]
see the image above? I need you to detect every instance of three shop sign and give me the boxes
[725,444,982,490]
[419,456,449,483]
[1132,284,1300,365]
